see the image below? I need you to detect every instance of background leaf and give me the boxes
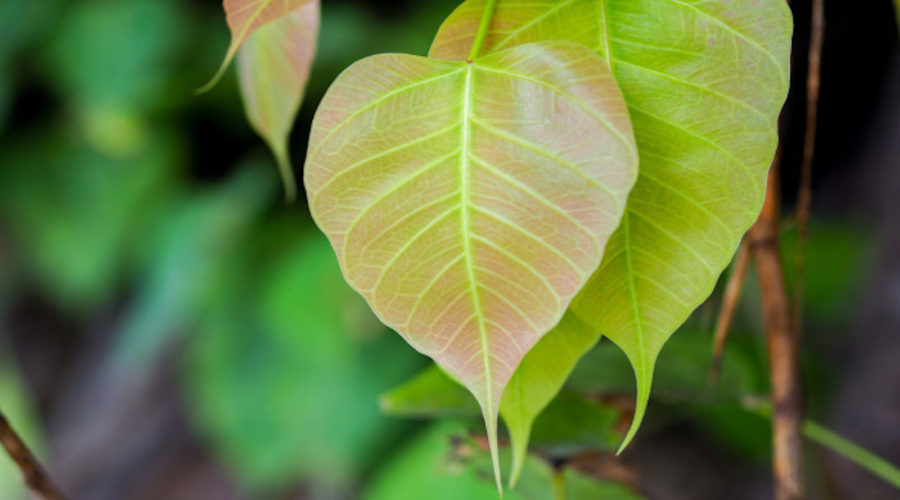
[501,311,601,484]
[304,41,638,484]
[431,0,792,450]
[201,0,314,91]
[237,1,319,200]
[363,421,641,500]
[184,233,423,493]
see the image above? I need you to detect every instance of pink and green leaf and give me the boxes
[237,1,319,200]
[200,0,315,92]
[304,41,638,487]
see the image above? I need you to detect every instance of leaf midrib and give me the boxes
[459,63,493,410]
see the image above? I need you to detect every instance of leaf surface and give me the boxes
[201,0,314,91]
[431,0,791,452]
[305,41,638,485]
[237,1,319,200]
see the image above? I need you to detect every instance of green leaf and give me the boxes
[237,1,319,201]
[363,421,641,500]
[502,311,601,485]
[305,40,638,486]
[431,0,792,451]
[528,391,620,458]
[200,0,315,92]
[380,364,481,418]
[0,128,178,311]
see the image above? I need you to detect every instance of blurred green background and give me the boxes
[0,0,897,499]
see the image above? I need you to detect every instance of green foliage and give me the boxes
[42,0,189,155]
[0,129,179,311]
[183,233,424,493]
[363,421,640,500]
[112,164,273,367]
[779,221,873,324]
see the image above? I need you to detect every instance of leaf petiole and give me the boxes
[467,0,498,62]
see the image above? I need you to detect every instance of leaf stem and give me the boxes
[467,0,498,62]
[552,467,567,500]
[802,421,900,490]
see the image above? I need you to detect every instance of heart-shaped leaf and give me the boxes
[236,1,319,200]
[200,0,314,92]
[305,41,638,486]
[431,0,791,453]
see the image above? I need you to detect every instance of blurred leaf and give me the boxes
[568,328,767,403]
[686,403,772,461]
[380,364,480,418]
[363,421,640,500]
[0,75,8,133]
[184,233,423,493]
[381,367,621,472]
[113,163,272,368]
[201,0,314,92]
[0,128,180,311]
[41,0,189,154]
[779,221,872,324]
[237,1,319,200]
[528,392,621,458]
[0,0,61,63]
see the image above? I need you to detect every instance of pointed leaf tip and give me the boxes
[616,359,654,456]
[236,2,318,203]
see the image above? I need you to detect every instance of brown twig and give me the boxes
[750,159,804,500]
[0,410,66,500]
[709,237,752,384]
[792,0,825,341]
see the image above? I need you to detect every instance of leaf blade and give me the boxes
[236,1,319,201]
[305,41,638,486]
[200,0,314,92]
[500,311,601,485]
[431,0,792,453]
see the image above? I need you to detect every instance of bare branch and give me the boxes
[793,0,825,340]
[0,410,66,500]
[750,160,805,500]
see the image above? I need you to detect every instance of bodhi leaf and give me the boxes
[304,41,638,487]
[237,1,319,201]
[200,0,314,92]
[431,0,792,452]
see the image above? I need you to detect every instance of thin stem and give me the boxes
[467,0,498,62]
[709,237,751,384]
[0,410,66,500]
[792,0,824,342]
[803,421,900,490]
[750,155,805,500]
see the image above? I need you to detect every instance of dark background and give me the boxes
[0,0,897,498]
